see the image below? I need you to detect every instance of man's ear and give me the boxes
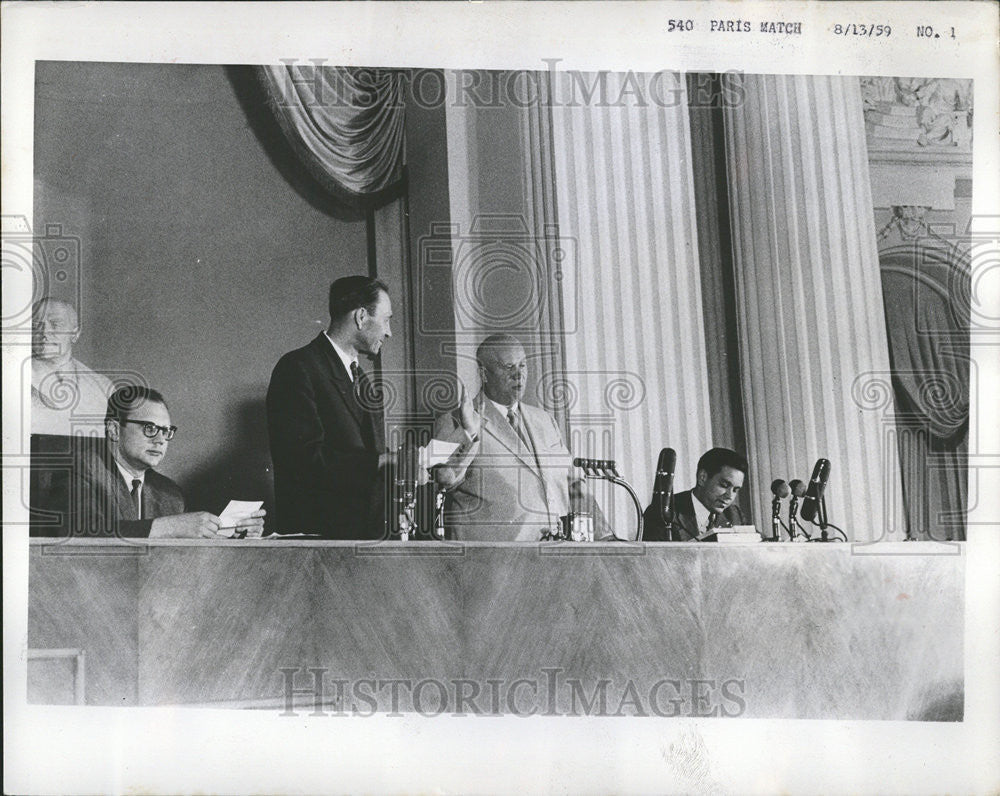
[696,468,708,488]
[70,328,81,345]
[106,419,120,441]
[353,306,368,330]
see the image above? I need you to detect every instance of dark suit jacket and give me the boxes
[642,489,743,542]
[266,334,386,539]
[31,437,185,538]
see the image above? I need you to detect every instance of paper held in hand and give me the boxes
[218,500,264,537]
[419,439,460,471]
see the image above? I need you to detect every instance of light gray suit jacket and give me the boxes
[432,394,607,541]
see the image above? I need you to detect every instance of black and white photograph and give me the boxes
[3,2,998,793]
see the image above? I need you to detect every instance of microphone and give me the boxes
[652,448,677,527]
[788,478,807,539]
[769,479,789,541]
[799,458,831,524]
[395,439,420,540]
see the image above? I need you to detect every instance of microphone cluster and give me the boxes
[770,458,835,541]
[573,457,642,541]
[573,458,621,478]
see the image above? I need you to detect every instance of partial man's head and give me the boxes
[32,298,80,364]
[105,386,176,474]
[693,447,748,514]
[477,334,527,408]
[328,276,392,357]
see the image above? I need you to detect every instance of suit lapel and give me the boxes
[100,446,139,521]
[673,491,700,541]
[312,335,364,429]
[480,395,540,474]
[355,364,384,449]
[516,405,545,474]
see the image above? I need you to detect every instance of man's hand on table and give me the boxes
[149,511,224,539]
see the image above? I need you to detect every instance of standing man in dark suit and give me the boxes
[32,386,264,538]
[642,447,748,541]
[266,276,393,538]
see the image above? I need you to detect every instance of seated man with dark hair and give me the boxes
[33,386,264,539]
[642,447,748,541]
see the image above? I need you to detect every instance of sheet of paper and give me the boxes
[420,439,461,469]
[218,500,264,537]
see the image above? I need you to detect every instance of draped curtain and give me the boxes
[880,240,970,539]
[257,64,407,209]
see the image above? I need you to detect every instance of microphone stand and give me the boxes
[576,459,643,542]
[395,480,417,540]
[433,486,446,540]
[788,497,810,540]
[806,497,841,542]
[816,496,829,542]
[770,497,782,542]
[659,494,674,542]
[395,441,418,541]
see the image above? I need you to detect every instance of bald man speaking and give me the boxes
[433,334,609,541]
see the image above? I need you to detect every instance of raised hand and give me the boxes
[458,380,481,440]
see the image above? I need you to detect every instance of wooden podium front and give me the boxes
[28,539,964,719]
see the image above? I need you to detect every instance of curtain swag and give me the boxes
[258,64,407,209]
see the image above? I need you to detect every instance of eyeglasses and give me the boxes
[493,361,527,375]
[121,419,177,440]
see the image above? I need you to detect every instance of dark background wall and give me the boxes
[33,61,382,517]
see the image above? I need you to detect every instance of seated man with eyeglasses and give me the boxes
[33,386,264,539]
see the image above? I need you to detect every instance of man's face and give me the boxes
[32,301,79,362]
[356,290,392,357]
[693,465,745,514]
[480,343,528,407]
[111,400,173,473]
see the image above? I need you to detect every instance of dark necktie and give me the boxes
[707,511,718,534]
[350,361,362,404]
[130,479,142,520]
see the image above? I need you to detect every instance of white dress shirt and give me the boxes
[323,332,358,381]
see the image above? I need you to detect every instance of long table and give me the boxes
[27,538,964,719]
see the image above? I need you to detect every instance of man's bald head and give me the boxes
[477,334,528,407]
[476,334,524,369]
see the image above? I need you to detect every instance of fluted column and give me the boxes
[550,71,714,536]
[722,74,902,541]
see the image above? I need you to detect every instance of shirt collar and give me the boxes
[490,397,519,418]
[113,457,145,488]
[323,332,359,380]
[691,491,713,532]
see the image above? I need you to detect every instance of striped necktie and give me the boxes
[507,408,532,452]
